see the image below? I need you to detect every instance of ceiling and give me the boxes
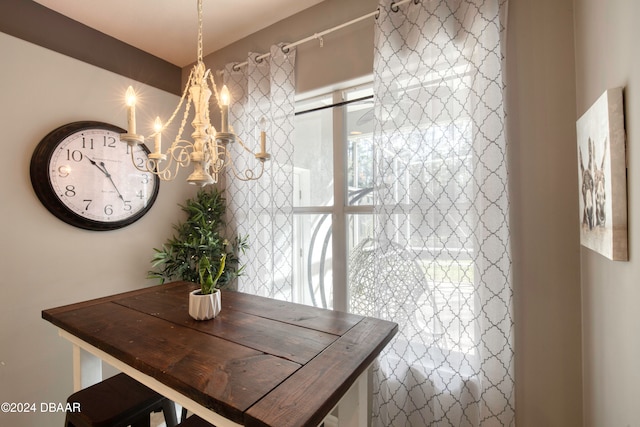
[33,0,327,68]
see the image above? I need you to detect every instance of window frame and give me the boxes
[293,83,376,312]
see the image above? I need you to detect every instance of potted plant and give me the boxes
[188,254,226,320]
[148,188,248,319]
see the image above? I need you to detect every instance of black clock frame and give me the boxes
[30,121,160,231]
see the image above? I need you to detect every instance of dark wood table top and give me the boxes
[42,281,397,427]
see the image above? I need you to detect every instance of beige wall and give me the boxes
[574,0,640,425]
[199,0,377,95]
[507,0,583,425]
[202,0,584,424]
[0,32,194,426]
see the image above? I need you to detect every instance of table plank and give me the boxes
[42,284,165,316]
[114,286,340,365]
[43,301,300,424]
[221,289,363,335]
[245,317,398,427]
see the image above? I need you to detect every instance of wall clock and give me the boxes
[30,121,160,231]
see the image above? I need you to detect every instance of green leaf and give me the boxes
[148,188,248,287]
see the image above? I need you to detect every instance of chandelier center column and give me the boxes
[187,62,214,186]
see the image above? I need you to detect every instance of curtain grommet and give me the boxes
[231,63,241,72]
[390,2,400,13]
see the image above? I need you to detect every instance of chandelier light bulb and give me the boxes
[220,85,230,106]
[153,116,163,133]
[259,116,268,132]
[125,86,137,107]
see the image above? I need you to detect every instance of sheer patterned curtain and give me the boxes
[223,45,296,299]
[353,0,514,425]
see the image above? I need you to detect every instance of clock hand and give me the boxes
[86,156,109,177]
[99,161,126,203]
[86,157,126,202]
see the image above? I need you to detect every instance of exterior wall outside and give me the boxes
[574,0,640,425]
[0,32,193,426]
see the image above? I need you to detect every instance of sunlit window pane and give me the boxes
[293,96,334,207]
[293,213,333,309]
[347,214,374,254]
[347,136,374,206]
[346,87,374,207]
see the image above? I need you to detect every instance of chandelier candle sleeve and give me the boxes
[125,86,136,135]
[220,85,230,133]
[259,116,267,155]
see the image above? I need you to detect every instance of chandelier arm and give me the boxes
[216,144,266,182]
[152,159,177,181]
[228,125,260,156]
[167,141,194,166]
[129,141,193,182]
[231,159,266,181]
[160,141,193,181]
[206,140,225,173]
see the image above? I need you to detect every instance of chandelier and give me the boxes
[120,0,269,186]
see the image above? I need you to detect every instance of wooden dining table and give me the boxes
[42,281,398,427]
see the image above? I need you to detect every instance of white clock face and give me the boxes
[47,128,157,224]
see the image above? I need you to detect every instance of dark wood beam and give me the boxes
[0,0,181,95]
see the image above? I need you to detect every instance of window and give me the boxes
[293,81,476,355]
[293,85,376,311]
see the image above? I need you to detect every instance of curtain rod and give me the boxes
[230,0,417,71]
[295,94,374,116]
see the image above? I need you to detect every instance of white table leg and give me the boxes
[334,366,369,427]
[71,343,102,391]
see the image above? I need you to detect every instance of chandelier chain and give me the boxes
[197,0,204,63]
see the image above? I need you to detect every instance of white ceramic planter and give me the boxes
[188,289,221,320]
